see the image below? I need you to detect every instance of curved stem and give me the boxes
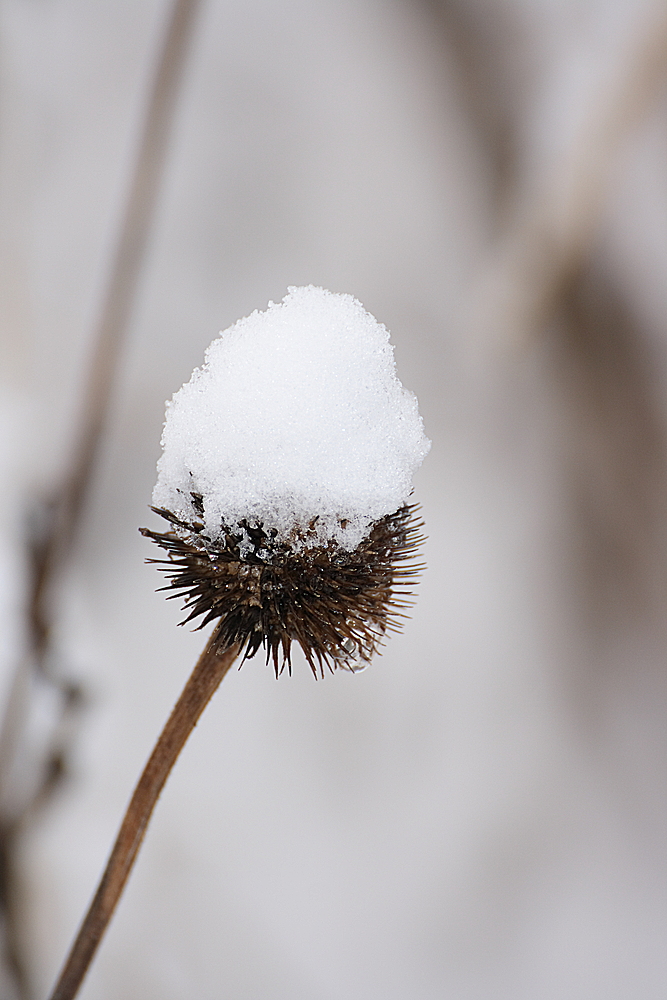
[0,4,203,993]
[47,633,239,1000]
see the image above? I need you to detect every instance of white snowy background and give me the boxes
[1,1,666,998]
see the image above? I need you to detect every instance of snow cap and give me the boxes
[153,286,430,552]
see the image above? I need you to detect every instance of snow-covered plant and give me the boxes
[49,286,429,1000]
[145,285,429,673]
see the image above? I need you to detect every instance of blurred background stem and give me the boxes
[0,2,202,995]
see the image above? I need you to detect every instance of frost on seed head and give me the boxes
[153,286,430,553]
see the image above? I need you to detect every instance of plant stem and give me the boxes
[55,0,203,563]
[0,5,203,993]
[47,632,239,1000]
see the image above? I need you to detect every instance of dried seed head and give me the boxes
[140,502,425,677]
[145,288,430,673]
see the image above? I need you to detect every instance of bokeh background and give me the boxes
[0,1,666,997]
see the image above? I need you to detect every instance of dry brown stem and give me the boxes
[47,635,239,1000]
[0,2,202,995]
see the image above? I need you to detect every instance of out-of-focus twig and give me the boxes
[423,0,526,205]
[467,8,667,351]
[34,0,203,611]
[0,2,202,996]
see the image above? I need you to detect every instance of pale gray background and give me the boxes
[0,1,666,998]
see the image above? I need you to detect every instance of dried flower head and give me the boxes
[143,287,429,674]
[140,501,424,676]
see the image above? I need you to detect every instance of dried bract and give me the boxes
[140,502,424,676]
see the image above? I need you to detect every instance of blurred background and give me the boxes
[0,0,666,997]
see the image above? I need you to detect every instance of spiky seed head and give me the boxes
[140,502,425,677]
